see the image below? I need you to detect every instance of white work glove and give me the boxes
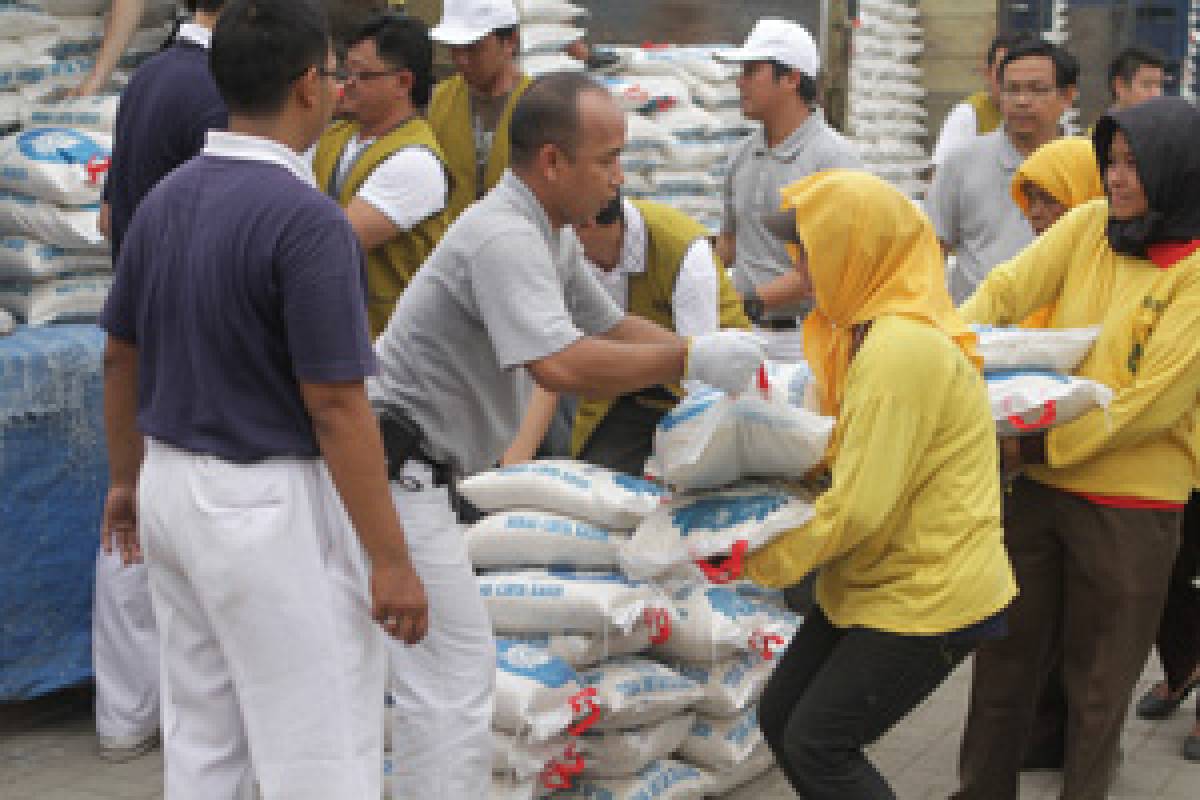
[685,331,767,395]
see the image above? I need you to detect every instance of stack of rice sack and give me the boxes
[1,4,96,124]
[516,0,587,77]
[973,326,1112,435]
[457,457,808,798]
[847,0,928,199]
[590,44,759,235]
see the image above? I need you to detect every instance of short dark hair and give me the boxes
[509,72,608,167]
[211,0,331,117]
[185,0,227,11]
[987,32,1034,68]
[998,40,1078,90]
[493,25,520,44]
[1109,45,1166,96]
[769,61,819,105]
[348,12,434,107]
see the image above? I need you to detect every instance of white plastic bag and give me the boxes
[671,649,774,716]
[972,325,1101,372]
[0,237,108,279]
[494,639,582,742]
[479,570,662,635]
[0,191,105,249]
[648,584,799,663]
[0,127,112,206]
[576,712,694,777]
[621,487,816,580]
[0,273,111,325]
[467,510,624,571]
[986,370,1113,436]
[575,656,705,731]
[551,759,711,799]
[459,460,667,529]
[678,708,764,769]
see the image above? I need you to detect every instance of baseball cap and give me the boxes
[715,18,820,78]
[430,0,520,46]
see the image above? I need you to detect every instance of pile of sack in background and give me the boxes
[438,363,838,799]
[515,0,588,77]
[846,0,927,199]
[0,0,174,330]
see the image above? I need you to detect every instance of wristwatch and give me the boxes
[741,289,766,325]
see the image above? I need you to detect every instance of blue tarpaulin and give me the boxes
[0,324,106,701]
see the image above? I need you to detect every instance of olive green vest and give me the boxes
[312,117,452,337]
[966,90,1003,135]
[426,73,532,222]
[571,200,751,456]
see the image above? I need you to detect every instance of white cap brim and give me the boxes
[713,46,772,64]
[430,23,492,45]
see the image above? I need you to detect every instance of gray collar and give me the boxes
[497,170,558,246]
[752,111,825,161]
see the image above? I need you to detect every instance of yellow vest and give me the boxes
[966,90,1003,135]
[312,118,452,338]
[427,73,532,221]
[571,200,750,455]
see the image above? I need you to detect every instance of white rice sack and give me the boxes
[0,273,111,325]
[972,325,1101,372]
[479,570,662,635]
[468,510,624,570]
[621,487,816,580]
[0,91,20,128]
[648,584,800,663]
[489,773,547,800]
[0,127,112,206]
[625,112,672,153]
[27,0,109,13]
[494,639,581,741]
[577,712,694,778]
[0,238,108,279]
[0,5,57,37]
[458,460,667,529]
[518,53,585,77]
[719,764,788,798]
[653,106,717,141]
[691,743,776,795]
[671,649,774,716]
[519,23,584,55]
[678,708,763,770]
[21,94,118,133]
[986,370,1114,436]
[502,622,653,668]
[0,57,94,93]
[650,386,834,491]
[692,79,740,111]
[492,729,569,779]
[731,580,789,610]
[0,191,104,249]
[602,75,692,114]
[0,306,13,335]
[576,656,705,731]
[653,168,720,195]
[517,0,586,23]
[552,759,711,799]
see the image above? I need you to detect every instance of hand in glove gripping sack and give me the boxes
[685,331,767,394]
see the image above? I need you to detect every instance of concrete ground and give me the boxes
[2,658,1198,799]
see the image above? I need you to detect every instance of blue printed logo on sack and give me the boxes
[670,493,790,536]
[704,587,763,621]
[658,391,721,432]
[613,472,667,498]
[18,128,107,166]
[495,639,576,688]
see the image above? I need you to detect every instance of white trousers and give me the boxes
[755,324,805,364]
[93,547,160,741]
[138,439,385,800]
[387,462,495,800]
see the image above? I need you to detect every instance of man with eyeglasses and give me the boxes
[427,0,531,221]
[91,0,229,766]
[311,12,451,337]
[713,18,864,364]
[927,39,1078,304]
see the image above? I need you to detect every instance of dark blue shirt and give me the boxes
[100,150,376,463]
[103,40,227,255]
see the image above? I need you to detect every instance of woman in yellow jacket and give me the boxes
[743,170,1016,799]
[955,96,1200,800]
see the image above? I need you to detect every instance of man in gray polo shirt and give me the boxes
[927,39,1078,304]
[370,72,766,797]
[715,18,863,362]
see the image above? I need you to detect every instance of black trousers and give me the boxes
[757,605,974,799]
[1155,491,1200,715]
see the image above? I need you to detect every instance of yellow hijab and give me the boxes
[782,170,981,417]
[1010,137,1105,327]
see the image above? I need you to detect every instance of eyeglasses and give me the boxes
[316,66,349,82]
[1001,83,1058,100]
[342,68,404,83]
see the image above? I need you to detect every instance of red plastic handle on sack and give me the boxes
[757,363,770,393]
[695,539,749,584]
[644,607,672,645]
[540,746,585,791]
[85,155,111,186]
[749,631,786,660]
[1007,400,1057,431]
[567,687,600,736]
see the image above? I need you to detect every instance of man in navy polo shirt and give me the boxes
[100,1,426,798]
[92,0,230,764]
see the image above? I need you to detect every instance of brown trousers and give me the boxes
[955,478,1181,800]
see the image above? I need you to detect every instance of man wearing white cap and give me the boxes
[715,18,863,363]
[427,0,531,221]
